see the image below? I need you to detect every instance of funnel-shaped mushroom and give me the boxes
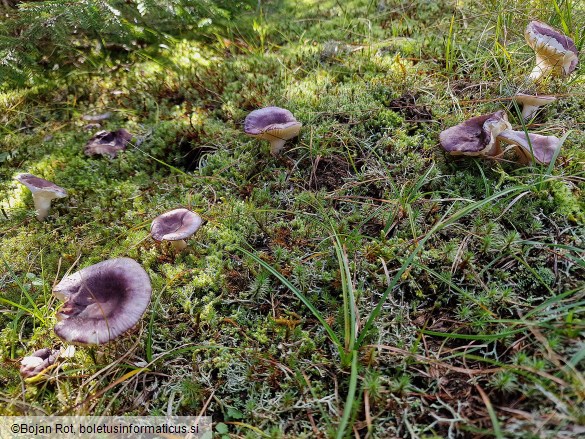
[20,348,59,379]
[244,107,302,155]
[525,21,578,80]
[513,94,556,120]
[84,129,133,158]
[15,174,68,221]
[497,130,560,165]
[53,258,152,345]
[439,110,511,158]
[151,208,203,251]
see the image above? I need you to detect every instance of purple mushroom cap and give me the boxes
[151,208,203,242]
[16,174,67,198]
[53,258,152,345]
[244,107,302,155]
[244,107,300,135]
[497,130,561,165]
[84,129,133,158]
[439,110,511,156]
[526,21,578,57]
[20,348,59,378]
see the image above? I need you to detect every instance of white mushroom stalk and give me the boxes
[171,239,188,251]
[33,196,55,221]
[267,137,288,156]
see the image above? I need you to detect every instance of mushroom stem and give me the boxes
[269,138,287,156]
[171,239,188,251]
[496,129,560,165]
[32,195,53,221]
[521,105,539,120]
[529,55,551,81]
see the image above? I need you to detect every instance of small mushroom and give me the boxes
[84,129,133,158]
[15,173,68,221]
[513,93,557,120]
[496,130,561,165]
[20,348,59,379]
[525,21,579,81]
[244,107,302,155]
[53,258,152,345]
[439,110,511,158]
[151,208,203,251]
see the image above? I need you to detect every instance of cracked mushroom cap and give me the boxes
[20,348,59,378]
[439,110,511,157]
[525,21,578,79]
[244,107,302,149]
[53,258,152,345]
[84,129,133,158]
[150,208,203,242]
[16,174,67,199]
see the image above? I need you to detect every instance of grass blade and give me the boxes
[332,232,357,355]
[238,246,343,351]
[335,349,359,439]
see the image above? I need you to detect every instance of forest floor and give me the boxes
[1,0,584,437]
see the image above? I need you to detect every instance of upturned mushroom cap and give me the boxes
[84,129,133,158]
[20,348,59,378]
[525,21,578,80]
[244,107,302,155]
[496,130,561,165]
[513,93,557,120]
[53,258,152,345]
[439,110,512,157]
[151,208,203,242]
[15,173,68,221]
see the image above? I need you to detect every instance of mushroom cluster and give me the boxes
[440,110,560,165]
[10,16,578,389]
[440,19,577,165]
